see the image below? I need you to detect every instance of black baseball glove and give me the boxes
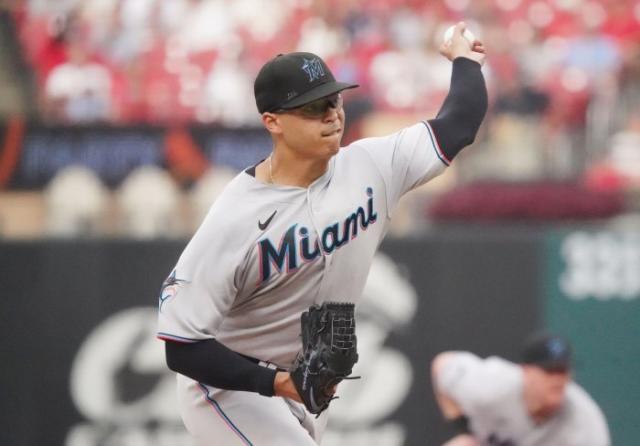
[290,302,359,415]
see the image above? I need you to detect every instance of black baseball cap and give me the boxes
[254,52,359,114]
[521,332,572,372]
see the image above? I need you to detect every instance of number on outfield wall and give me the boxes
[559,232,640,300]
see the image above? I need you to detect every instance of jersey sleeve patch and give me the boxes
[158,269,190,313]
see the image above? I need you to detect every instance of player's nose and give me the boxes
[323,105,340,122]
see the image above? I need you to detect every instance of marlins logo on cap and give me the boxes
[301,58,325,82]
[522,332,572,372]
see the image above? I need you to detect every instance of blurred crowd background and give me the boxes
[1,0,639,238]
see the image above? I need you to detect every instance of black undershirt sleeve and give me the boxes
[428,57,488,161]
[165,338,277,397]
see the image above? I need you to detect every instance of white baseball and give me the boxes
[443,25,476,47]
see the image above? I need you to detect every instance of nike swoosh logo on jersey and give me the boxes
[258,210,277,230]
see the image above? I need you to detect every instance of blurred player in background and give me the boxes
[158,23,487,446]
[431,332,610,446]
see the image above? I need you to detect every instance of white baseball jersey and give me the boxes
[436,352,610,446]
[157,121,448,445]
[157,121,447,366]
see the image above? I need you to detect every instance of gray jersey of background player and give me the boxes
[157,23,487,446]
[431,333,611,446]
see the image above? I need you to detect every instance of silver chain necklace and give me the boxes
[268,155,275,184]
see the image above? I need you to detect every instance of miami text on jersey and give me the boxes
[258,188,378,283]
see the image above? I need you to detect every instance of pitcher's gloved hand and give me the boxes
[289,302,359,415]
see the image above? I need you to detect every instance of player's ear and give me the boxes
[262,112,283,135]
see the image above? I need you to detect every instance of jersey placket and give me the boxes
[304,180,336,304]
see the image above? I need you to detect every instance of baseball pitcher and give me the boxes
[158,23,487,445]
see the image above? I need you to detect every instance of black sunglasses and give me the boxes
[276,93,343,119]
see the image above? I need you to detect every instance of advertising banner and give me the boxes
[1,124,270,189]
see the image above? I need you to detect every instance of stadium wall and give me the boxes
[1,228,637,445]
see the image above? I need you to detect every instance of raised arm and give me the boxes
[428,22,488,162]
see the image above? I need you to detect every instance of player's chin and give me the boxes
[321,129,343,151]
[325,139,342,155]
